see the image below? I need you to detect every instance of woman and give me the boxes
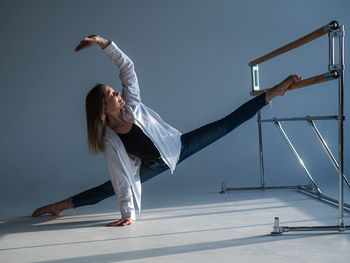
[32,35,302,226]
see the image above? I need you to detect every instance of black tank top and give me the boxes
[117,124,161,162]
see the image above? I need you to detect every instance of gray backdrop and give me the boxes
[1,0,349,212]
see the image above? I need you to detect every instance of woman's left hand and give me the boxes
[74,35,110,52]
[107,218,134,227]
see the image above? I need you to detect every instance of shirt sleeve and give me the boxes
[103,41,141,106]
[103,141,136,220]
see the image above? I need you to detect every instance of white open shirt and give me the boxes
[102,42,182,220]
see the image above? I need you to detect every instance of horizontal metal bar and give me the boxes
[221,184,350,212]
[284,226,350,231]
[298,188,350,212]
[223,185,308,192]
[261,115,338,123]
[251,71,339,96]
[272,225,350,235]
[249,20,339,67]
[272,215,348,235]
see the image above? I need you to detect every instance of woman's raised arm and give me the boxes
[75,34,141,105]
[74,35,111,52]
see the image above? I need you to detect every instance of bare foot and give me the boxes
[107,218,134,227]
[267,74,302,101]
[32,198,73,217]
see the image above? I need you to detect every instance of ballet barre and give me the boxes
[251,71,340,96]
[248,21,339,67]
[221,20,348,235]
[249,21,342,95]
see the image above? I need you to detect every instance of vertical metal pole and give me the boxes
[329,32,335,70]
[338,25,345,230]
[251,63,264,188]
[258,112,265,188]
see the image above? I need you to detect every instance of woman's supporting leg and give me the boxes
[32,162,170,216]
[31,181,116,216]
[69,158,171,208]
[178,93,268,163]
[70,181,115,207]
[32,94,268,216]
[31,198,73,216]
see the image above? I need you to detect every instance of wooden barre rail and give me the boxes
[251,71,339,97]
[248,21,339,67]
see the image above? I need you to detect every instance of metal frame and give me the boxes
[221,21,349,234]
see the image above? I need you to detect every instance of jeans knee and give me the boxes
[100,181,114,194]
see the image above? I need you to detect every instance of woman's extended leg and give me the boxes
[178,74,302,163]
[178,92,268,163]
[130,75,302,183]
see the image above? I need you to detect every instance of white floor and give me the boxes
[1,187,350,263]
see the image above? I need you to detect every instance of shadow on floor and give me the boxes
[30,232,349,263]
[1,189,349,242]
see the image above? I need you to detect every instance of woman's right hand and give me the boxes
[74,35,111,52]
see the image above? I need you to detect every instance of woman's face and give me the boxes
[103,85,125,114]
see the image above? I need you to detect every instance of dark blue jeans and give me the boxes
[71,93,268,207]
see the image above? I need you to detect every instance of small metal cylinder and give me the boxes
[271,217,282,235]
[220,182,226,194]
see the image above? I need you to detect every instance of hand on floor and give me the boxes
[107,218,134,227]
